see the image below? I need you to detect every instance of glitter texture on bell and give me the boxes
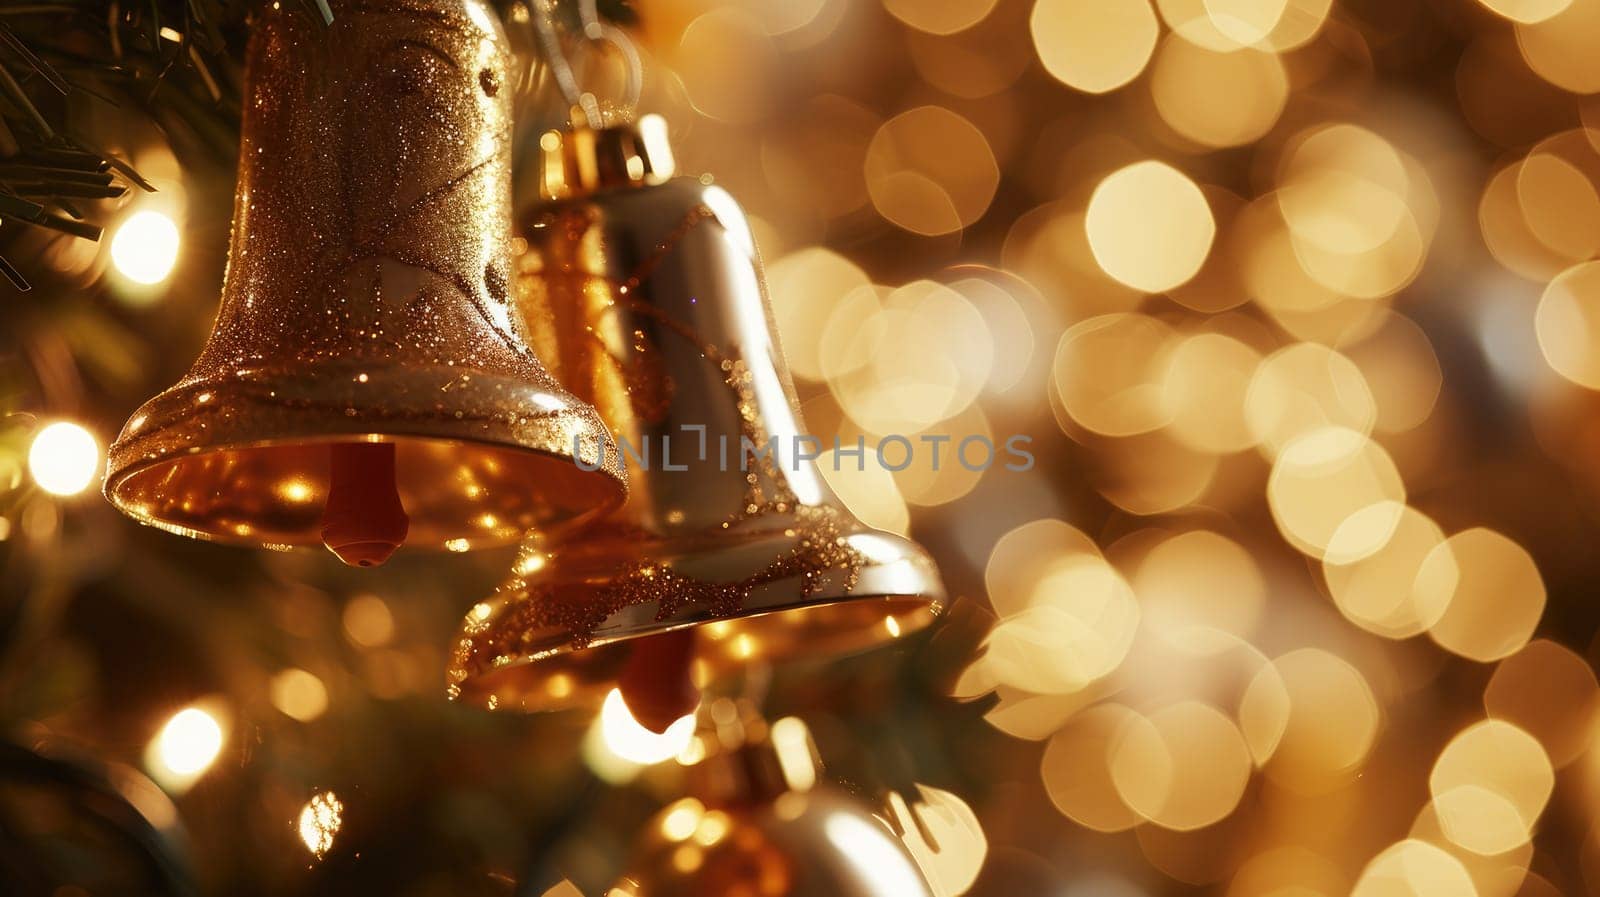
[447,115,944,713]
[103,0,626,565]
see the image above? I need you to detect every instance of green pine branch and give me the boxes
[0,0,634,290]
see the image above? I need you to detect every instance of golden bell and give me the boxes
[611,706,936,897]
[103,0,626,565]
[447,115,944,713]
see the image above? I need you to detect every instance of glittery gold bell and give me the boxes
[103,0,626,566]
[447,115,944,718]
[611,705,937,897]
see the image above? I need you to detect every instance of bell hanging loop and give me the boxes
[103,0,627,566]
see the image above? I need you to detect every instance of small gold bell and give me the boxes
[103,0,626,565]
[447,115,944,713]
[611,706,937,897]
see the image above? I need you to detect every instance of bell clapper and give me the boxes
[320,442,410,568]
[618,628,700,734]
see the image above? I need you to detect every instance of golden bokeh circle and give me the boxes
[985,519,1102,619]
[1155,0,1332,52]
[1031,0,1160,94]
[1477,0,1573,23]
[1535,260,1600,389]
[1054,313,1179,436]
[1322,503,1450,638]
[1516,151,1600,261]
[1150,37,1288,148]
[1418,528,1546,663]
[1483,639,1600,768]
[865,106,999,236]
[1086,161,1216,293]
[767,248,872,382]
[1350,840,1477,897]
[1480,160,1575,281]
[883,0,999,34]
[1344,312,1444,434]
[1041,704,1146,832]
[1161,332,1264,454]
[1246,342,1376,458]
[984,555,1140,693]
[1266,427,1405,559]
[817,445,911,536]
[1516,0,1600,93]
[1429,720,1553,855]
[672,8,780,123]
[1276,124,1412,257]
[1133,529,1266,651]
[1108,701,1252,830]
[1242,648,1381,792]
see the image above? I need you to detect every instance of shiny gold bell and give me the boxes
[103,0,626,566]
[447,115,944,720]
[610,705,936,897]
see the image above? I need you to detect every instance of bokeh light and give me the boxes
[1053,313,1177,437]
[983,554,1140,694]
[1246,342,1376,457]
[147,705,225,792]
[1031,0,1160,94]
[1323,503,1449,637]
[18,0,1600,893]
[826,278,994,432]
[1108,701,1251,830]
[1041,703,1146,833]
[297,790,344,858]
[270,668,330,722]
[883,0,998,34]
[1241,649,1380,792]
[1535,260,1600,388]
[27,420,100,496]
[1417,529,1545,662]
[1483,639,1599,767]
[672,8,779,123]
[1149,38,1287,148]
[343,594,396,647]
[1157,0,1332,51]
[767,249,872,382]
[596,688,697,766]
[1085,161,1216,293]
[1350,839,1476,897]
[1478,0,1572,23]
[1132,529,1265,651]
[1266,427,1404,559]
[865,106,999,236]
[1515,0,1600,93]
[1429,720,1552,855]
[1160,332,1262,454]
[109,209,181,285]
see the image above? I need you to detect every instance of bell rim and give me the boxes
[104,358,633,551]
[451,593,943,713]
[104,428,628,549]
[105,425,626,493]
[105,364,626,471]
[447,528,946,712]
[103,357,629,550]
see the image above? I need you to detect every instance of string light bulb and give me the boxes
[28,421,100,496]
[109,209,181,285]
[147,705,225,792]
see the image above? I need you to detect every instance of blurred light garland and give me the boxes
[9,0,1600,895]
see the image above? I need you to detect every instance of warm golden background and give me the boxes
[7,0,1600,894]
